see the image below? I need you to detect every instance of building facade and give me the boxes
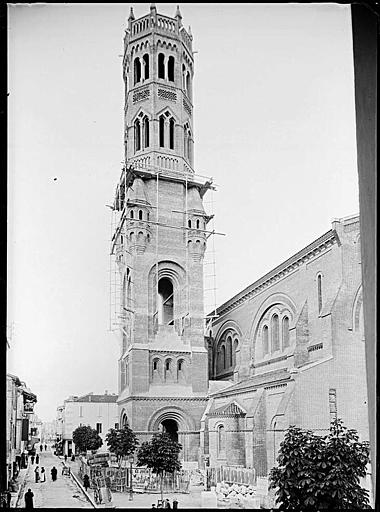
[110,5,370,478]
[112,5,212,465]
[56,393,118,456]
[6,374,38,487]
[203,214,369,474]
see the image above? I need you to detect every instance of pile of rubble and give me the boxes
[216,482,259,508]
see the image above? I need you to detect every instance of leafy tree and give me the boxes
[72,425,103,454]
[269,418,371,510]
[105,425,139,468]
[136,432,182,501]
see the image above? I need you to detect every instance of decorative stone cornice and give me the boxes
[213,229,338,319]
[120,396,208,402]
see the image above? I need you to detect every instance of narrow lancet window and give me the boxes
[168,56,175,82]
[143,53,149,79]
[158,53,165,79]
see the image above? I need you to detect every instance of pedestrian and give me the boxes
[83,474,90,492]
[173,498,178,509]
[34,466,40,483]
[40,444,43,452]
[71,453,75,462]
[64,454,67,463]
[44,444,47,451]
[165,498,171,508]
[51,466,57,482]
[40,467,46,483]
[30,455,35,465]
[24,488,34,509]
[35,454,39,465]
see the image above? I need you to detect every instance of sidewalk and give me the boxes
[11,466,30,508]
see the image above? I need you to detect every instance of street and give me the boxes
[18,449,91,508]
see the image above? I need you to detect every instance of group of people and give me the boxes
[152,498,179,509]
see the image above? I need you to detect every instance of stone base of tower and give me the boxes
[118,396,208,464]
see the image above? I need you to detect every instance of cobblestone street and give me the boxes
[18,450,91,508]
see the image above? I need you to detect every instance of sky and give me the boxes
[7,3,359,422]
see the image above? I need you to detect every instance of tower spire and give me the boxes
[175,5,182,26]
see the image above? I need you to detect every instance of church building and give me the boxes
[110,5,369,475]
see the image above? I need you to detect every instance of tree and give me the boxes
[136,432,182,501]
[72,425,103,454]
[105,425,139,468]
[269,418,371,510]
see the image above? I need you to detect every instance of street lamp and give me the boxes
[129,455,134,501]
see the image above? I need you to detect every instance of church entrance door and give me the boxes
[160,418,179,443]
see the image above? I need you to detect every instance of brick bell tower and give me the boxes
[111,4,214,464]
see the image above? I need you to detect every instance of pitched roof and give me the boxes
[74,393,118,403]
[210,368,291,398]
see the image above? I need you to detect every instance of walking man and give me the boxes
[64,454,67,463]
[44,444,47,451]
[30,455,35,465]
[34,465,40,483]
[40,444,43,452]
[51,466,58,482]
[24,489,34,509]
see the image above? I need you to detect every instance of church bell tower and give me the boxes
[111,4,214,463]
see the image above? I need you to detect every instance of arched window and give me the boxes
[158,53,165,79]
[188,219,191,228]
[158,277,174,325]
[227,337,233,367]
[217,425,225,455]
[271,314,280,351]
[317,274,323,314]
[282,316,290,348]
[134,119,141,152]
[159,115,165,147]
[168,56,175,81]
[196,219,200,229]
[143,116,149,148]
[233,339,238,366]
[169,118,175,149]
[182,64,186,90]
[221,345,226,369]
[178,360,183,371]
[139,210,143,220]
[130,210,134,219]
[143,53,149,80]
[134,57,141,85]
[187,133,191,162]
[263,325,269,355]
[165,359,171,371]
[186,72,191,99]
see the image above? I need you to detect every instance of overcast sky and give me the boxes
[7,3,359,422]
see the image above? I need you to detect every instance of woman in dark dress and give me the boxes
[24,489,34,509]
[51,466,58,481]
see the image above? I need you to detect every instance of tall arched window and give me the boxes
[271,314,280,351]
[186,72,191,99]
[130,210,134,219]
[188,219,191,228]
[169,118,175,149]
[134,119,141,152]
[143,53,149,79]
[134,57,141,85]
[158,53,165,79]
[262,325,269,355]
[221,345,226,369]
[138,210,143,220]
[227,337,233,367]
[158,277,174,325]
[233,339,238,366]
[317,274,323,314]
[159,115,165,147]
[182,64,186,90]
[282,316,290,348]
[168,56,175,81]
[196,219,200,229]
[217,425,226,456]
[143,116,149,148]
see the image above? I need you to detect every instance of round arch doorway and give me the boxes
[160,418,179,443]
